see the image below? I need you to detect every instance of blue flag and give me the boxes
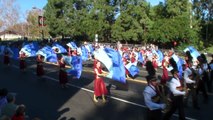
[172,54,184,79]
[105,48,126,83]
[67,42,77,50]
[66,56,82,79]
[184,46,200,60]
[88,44,94,54]
[157,50,164,62]
[0,45,5,55]
[52,43,67,53]
[11,47,19,60]
[81,46,88,61]
[36,46,57,63]
[177,58,184,79]
[63,55,72,66]
[94,47,126,83]
[125,63,140,77]
[138,52,144,63]
[20,42,39,57]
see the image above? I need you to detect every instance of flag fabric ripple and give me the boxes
[52,43,67,53]
[36,46,57,63]
[94,47,126,83]
[125,62,140,77]
[67,42,77,50]
[20,42,39,57]
[184,46,200,60]
[66,56,82,79]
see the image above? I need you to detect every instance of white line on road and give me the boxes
[11,65,197,120]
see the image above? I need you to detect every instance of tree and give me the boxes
[0,0,20,30]
[191,0,213,46]
[44,0,71,38]
[111,0,151,43]
[147,0,200,48]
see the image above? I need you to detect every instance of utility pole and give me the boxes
[34,7,45,40]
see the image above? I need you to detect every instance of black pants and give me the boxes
[207,70,213,92]
[184,83,198,107]
[147,109,162,120]
[163,95,186,120]
[196,80,208,102]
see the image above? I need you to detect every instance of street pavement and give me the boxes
[0,57,212,120]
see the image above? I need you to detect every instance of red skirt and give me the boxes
[161,68,169,84]
[94,78,108,96]
[19,60,26,70]
[59,70,68,84]
[4,55,10,65]
[37,64,44,76]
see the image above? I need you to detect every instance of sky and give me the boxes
[16,0,48,13]
[16,0,164,21]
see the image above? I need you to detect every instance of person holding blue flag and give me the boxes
[3,46,12,66]
[161,52,169,84]
[57,54,68,88]
[19,51,27,72]
[36,54,44,79]
[3,50,10,66]
[93,59,108,103]
[122,52,130,78]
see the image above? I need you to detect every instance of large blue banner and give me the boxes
[94,47,126,83]
[20,42,39,57]
[52,43,67,53]
[36,46,57,63]
[66,56,82,79]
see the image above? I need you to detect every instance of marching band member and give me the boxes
[209,55,213,93]
[200,53,211,93]
[184,51,193,67]
[196,56,208,103]
[93,59,108,103]
[19,51,27,72]
[143,76,166,120]
[182,62,200,109]
[163,69,186,120]
[57,54,68,88]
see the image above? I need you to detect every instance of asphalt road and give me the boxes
[0,57,212,120]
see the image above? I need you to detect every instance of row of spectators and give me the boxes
[0,88,40,120]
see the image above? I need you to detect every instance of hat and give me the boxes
[171,69,178,75]
[146,75,157,82]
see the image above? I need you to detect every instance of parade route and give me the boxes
[1,58,211,120]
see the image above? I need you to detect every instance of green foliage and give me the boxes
[43,0,210,48]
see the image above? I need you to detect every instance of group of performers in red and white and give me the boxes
[1,42,212,116]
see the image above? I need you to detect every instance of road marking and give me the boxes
[11,64,197,120]
[45,62,148,84]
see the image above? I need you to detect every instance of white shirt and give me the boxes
[143,85,165,110]
[183,68,195,84]
[168,77,186,96]
[203,63,208,71]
